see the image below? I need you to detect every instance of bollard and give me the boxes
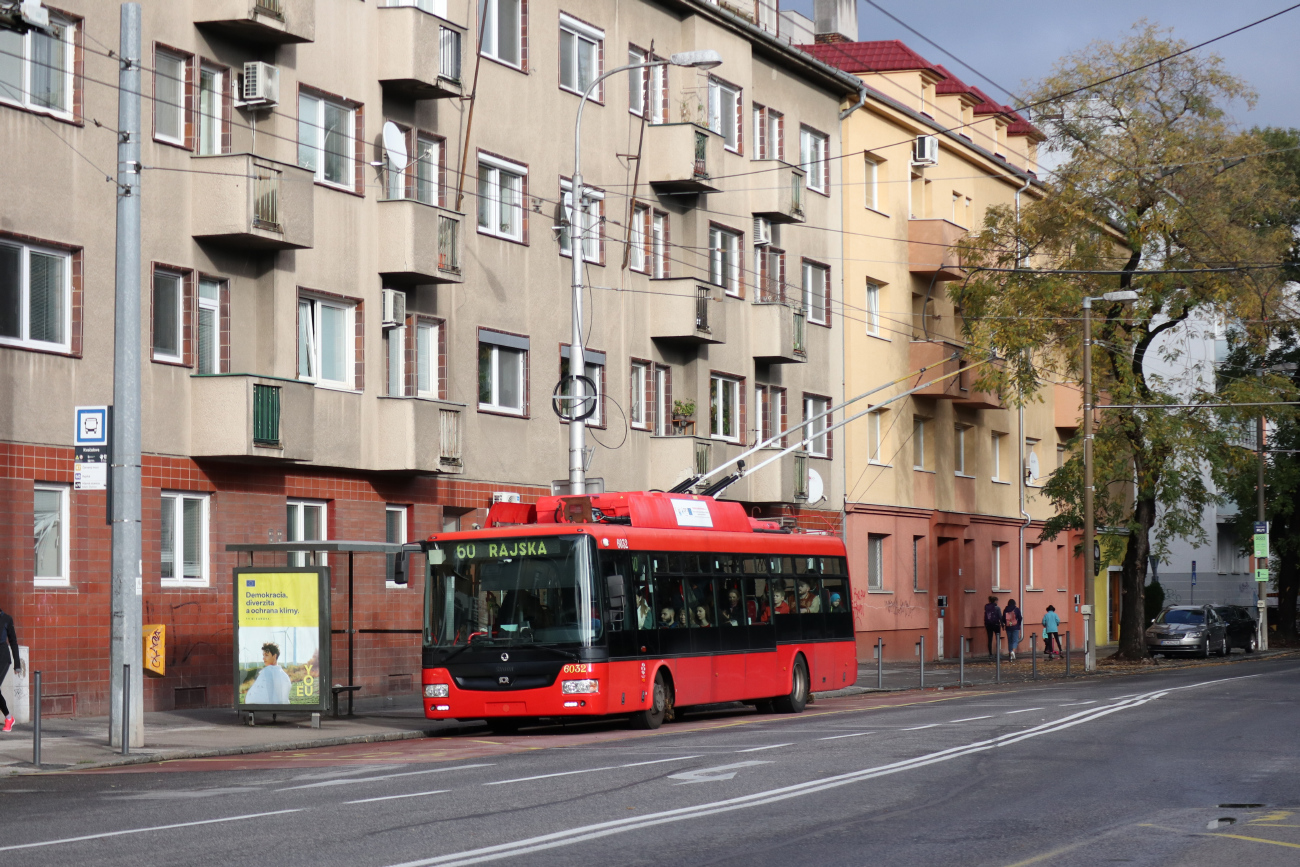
[1031,633,1038,680]
[121,663,130,756]
[995,632,1002,684]
[33,670,41,769]
[958,634,965,688]
[918,636,925,689]
[876,637,884,690]
[1065,631,1072,677]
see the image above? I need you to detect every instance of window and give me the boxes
[480,0,523,68]
[865,281,880,335]
[630,361,649,429]
[802,260,829,325]
[992,542,1005,590]
[559,14,602,96]
[1026,544,1037,589]
[478,330,528,415]
[629,46,666,122]
[414,134,441,205]
[991,432,1005,481]
[655,364,671,436]
[416,319,440,398]
[1057,444,1067,470]
[913,417,927,469]
[385,316,406,397]
[867,534,885,590]
[709,225,742,296]
[954,425,968,476]
[152,270,183,363]
[33,484,68,586]
[868,410,885,463]
[0,239,71,352]
[197,64,223,155]
[298,295,355,389]
[710,373,741,442]
[161,493,209,587]
[803,395,830,457]
[560,345,604,426]
[629,204,649,273]
[196,277,221,375]
[651,211,668,278]
[753,105,783,160]
[386,505,408,588]
[800,126,828,193]
[287,499,327,568]
[298,91,356,189]
[913,536,923,591]
[560,178,602,263]
[154,49,187,145]
[0,13,75,116]
[864,156,879,210]
[477,154,526,241]
[707,76,741,152]
[757,384,787,446]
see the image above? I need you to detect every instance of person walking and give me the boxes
[0,606,21,732]
[1003,599,1023,661]
[983,595,1004,659]
[1042,605,1062,659]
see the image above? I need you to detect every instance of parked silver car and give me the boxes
[1145,606,1229,657]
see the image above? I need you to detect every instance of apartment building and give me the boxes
[804,7,1086,661]
[0,0,860,714]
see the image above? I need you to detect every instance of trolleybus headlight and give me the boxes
[561,679,599,694]
[425,684,450,698]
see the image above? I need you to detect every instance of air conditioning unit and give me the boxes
[380,288,406,328]
[752,216,771,246]
[491,491,521,505]
[242,61,280,107]
[913,134,939,166]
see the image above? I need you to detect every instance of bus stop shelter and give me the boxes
[226,541,420,716]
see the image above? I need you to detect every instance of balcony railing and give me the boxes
[793,452,808,500]
[757,251,783,303]
[793,310,807,357]
[439,26,461,82]
[694,131,709,179]
[695,285,711,332]
[791,172,804,217]
[438,213,460,274]
[252,384,281,446]
[252,167,281,233]
[254,0,284,19]
[694,441,712,476]
[439,407,462,467]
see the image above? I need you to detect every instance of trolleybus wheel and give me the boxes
[773,655,809,714]
[486,717,522,734]
[630,670,670,730]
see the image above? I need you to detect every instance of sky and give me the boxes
[782,0,1298,130]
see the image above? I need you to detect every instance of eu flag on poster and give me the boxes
[247,579,256,587]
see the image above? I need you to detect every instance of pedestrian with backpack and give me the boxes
[1042,605,1061,659]
[1003,599,1023,661]
[0,605,21,732]
[983,595,1004,659]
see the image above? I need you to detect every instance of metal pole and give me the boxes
[110,3,143,751]
[995,632,1001,684]
[958,633,964,687]
[876,638,883,689]
[1258,369,1270,651]
[1065,631,1072,677]
[348,551,355,716]
[1082,298,1097,673]
[918,636,925,689]
[32,670,41,769]
[1031,633,1037,680]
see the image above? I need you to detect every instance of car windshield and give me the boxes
[1157,609,1205,625]
[424,535,599,648]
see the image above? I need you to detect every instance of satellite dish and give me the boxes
[382,121,408,172]
[1026,452,1040,483]
[807,468,824,504]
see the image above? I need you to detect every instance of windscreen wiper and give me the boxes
[518,644,580,661]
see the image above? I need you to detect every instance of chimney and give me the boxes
[814,0,858,43]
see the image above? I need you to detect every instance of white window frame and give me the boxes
[630,361,649,429]
[1026,543,1037,589]
[561,346,604,427]
[480,0,523,68]
[991,432,1005,481]
[865,281,880,335]
[414,134,441,205]
[954,424,970,476]
[416,319,440,398]
[154,48,187,146]
[913,416,927,470]
[800,126,828,193]
[385,320,406,397]
[160,492,210,588]
[196,277,220,375]
[477,153,527,242]
[864,155,879,211]
[803,395,830,457]
[197,63,223,156]
[0,13,75,118]
[297,91,356,190]
[298,295,356,390]
[651,211,667,278]
[152,269,184,363]
[868,409,886,464]
[560,178,601,263]
[33,483,69,587]
[558,14,603,97]
[867,534,885,591]
[709,226,742,296]
[629,204,649,273]
[802,260,829,325]
[385,504,409,589]
[479,338,527,415]
[707,76,741,152]
[992,542,1005,590]
[0,239,72,353]
[913,536,923,591]
[628,46,647,115]
[655,365,671,435]
[287,499,328,568]
[710,373,741,443]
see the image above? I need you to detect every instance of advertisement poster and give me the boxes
[233,568,330,712]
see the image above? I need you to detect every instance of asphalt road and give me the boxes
[2,657,1298,867]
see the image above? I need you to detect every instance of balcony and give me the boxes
[190,374,315,461]
[651,282,726,345]
[377,6,464,100]
[377,200,463,284]
[193,0,314,44]
[747,449,807,504]
[191,154,314,250]
[908,218,966,280]
[645,124,724,194]
[751,303,807,364]
[1054,381,1083,433]
[954,362,1003,410]
[907,340,963,399]
[376,398,465,474]
[751,165,806,224]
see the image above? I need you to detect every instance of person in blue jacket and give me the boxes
[1042,605,1062,659]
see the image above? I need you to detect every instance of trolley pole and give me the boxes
[110,2,144,750]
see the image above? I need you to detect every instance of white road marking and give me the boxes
[1004,708,1043,715]
[485,756,699,786]
[277,763,494,791]
[669,761,773,784]
[949,716,993,723]
[1058,701,1097,707]
[0,809,303,853]
[736,743,792,752]
[818,732,873,740]
[620,756,703,768]
[347,789,450,805]
[902,724,940,731]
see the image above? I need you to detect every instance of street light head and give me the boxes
[1101,290,1140,303]
[670,50,723,70]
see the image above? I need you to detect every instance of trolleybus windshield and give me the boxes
[425,535,600,648]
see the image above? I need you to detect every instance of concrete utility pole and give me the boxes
[110,2,143,748]
[1257,390,1268,651]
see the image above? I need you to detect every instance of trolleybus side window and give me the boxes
[718,579,744,627]
[772,575,800,641]
[822,573,853,638]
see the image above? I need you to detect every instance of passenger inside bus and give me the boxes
[720,587,743,626]
[637,593,654,630]
[828,592,846,613]
[677,609,689,628]
[694,605,712,628]
[798,580,821,614]
[660,606,678,628]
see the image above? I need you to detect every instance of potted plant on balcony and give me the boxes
[671,399,696,435]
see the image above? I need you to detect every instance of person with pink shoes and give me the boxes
[0,607,20,732]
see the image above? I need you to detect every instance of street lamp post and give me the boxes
[1254,361,1296,650]
[1081,290,1139,671]
[565,50,721,495]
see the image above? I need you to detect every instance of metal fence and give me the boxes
[252,384,281,446]
[695,285,710,332]
[793,310,806,356]
[694,440,711,476]
[438,213,460,274]
[694,131,709,179]
[439,26,462,83]
[254,0,285,21]
[252,168,281,233]
[439,407,462,466]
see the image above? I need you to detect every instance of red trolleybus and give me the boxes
[418,490,856,730]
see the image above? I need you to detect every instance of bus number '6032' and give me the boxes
[562,664,593,674]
